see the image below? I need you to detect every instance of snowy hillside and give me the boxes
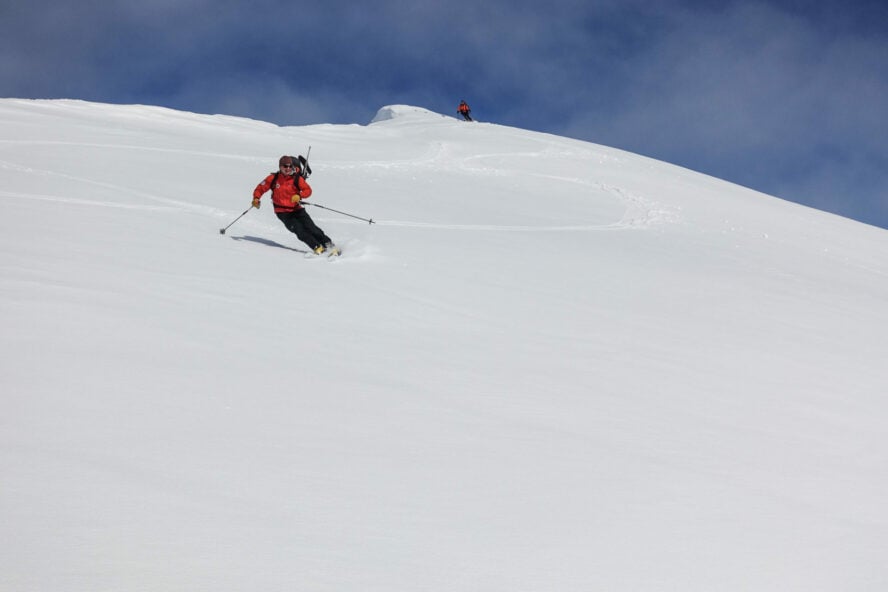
[1,99,887,591]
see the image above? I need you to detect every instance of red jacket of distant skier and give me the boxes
[253,172,312,213]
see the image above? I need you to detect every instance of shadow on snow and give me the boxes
[230,235,309,253]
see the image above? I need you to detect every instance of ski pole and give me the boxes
[302,202,375,224]
[219,207,252,234]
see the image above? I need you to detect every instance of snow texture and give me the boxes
[1,98,887,591]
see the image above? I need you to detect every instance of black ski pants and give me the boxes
[276,209,331,250]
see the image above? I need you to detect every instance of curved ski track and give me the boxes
[3,134,680,233]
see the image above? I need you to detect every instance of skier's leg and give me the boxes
[277,211,322,249]
[302,212,333,246]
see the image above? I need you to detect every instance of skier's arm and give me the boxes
[252,174,275,207]
[296,176,312,199]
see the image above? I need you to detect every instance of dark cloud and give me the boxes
[2,0,886,228]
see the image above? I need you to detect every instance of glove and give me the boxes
[291,194,301,204]
[252,198,261,209]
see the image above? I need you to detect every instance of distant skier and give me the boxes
[251,155,337,255]
[457,100,473,122]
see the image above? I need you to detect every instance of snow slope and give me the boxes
[1,99,887,591]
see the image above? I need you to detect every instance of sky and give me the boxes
[2,0,886,229]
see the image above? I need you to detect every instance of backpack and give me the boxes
[297,154,312,178]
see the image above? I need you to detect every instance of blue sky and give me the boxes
[3,0,886,229]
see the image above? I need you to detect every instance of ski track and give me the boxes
[0,190,181,212]
[2,133,680,234]
[0,157,223,217]
[0,139,260,164]
[374,182,677,232]
[323,137,680,232]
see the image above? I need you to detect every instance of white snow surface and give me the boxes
[2,98,887,591]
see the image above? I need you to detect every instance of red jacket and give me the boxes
[253,171,313,213]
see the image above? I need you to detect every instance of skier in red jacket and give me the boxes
[252,155,335,254]
[457,100,473,121]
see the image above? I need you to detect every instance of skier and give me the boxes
[457,100,473,122]
[252,155,337,255]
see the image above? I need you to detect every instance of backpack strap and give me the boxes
[269,170,304,191]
